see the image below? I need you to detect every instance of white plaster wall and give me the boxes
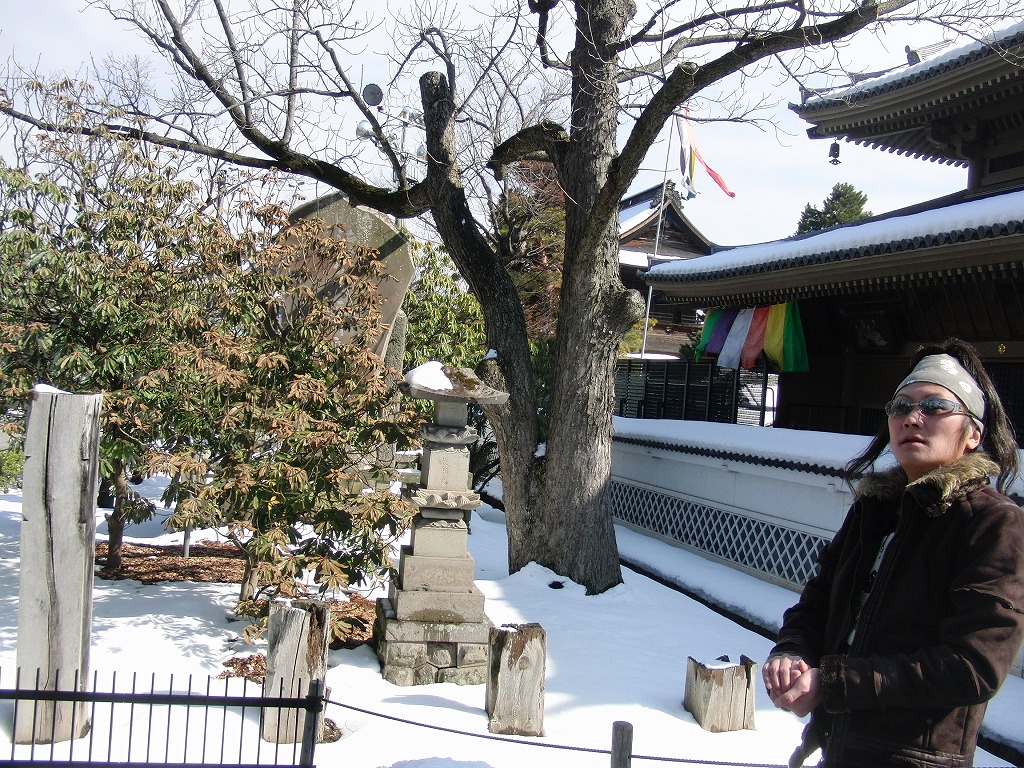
[612,441,853,539]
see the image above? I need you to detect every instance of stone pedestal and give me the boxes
[376,364,507,686]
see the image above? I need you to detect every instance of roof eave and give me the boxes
[647,234,1024,308]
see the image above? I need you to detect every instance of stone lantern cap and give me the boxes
[401,361,509,405]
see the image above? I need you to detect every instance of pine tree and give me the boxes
[796,182,872,234]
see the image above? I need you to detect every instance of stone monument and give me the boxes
[288,191,416,475]
[288,191,414,361]
[375,362,508,685]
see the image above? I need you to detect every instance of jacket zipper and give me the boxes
[826,494,913,760]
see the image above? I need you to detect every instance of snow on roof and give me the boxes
[619,201,656,234]
[614,417,1024,500]
[800,20,1024,108]
[613,416,876,473]
[618,248,651,268]
[644,187,1024,281]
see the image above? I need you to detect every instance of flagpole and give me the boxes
[640,120,676,359]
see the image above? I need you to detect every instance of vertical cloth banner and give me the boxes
[741,306,771,369]
[695,307,723,356]
[717,308,755,369]
[674,113,736,198]
[702,302,808,372]
[705,307,739,357]
[782,301,809,372]
[764,304,788,368]
[676,115,699,200]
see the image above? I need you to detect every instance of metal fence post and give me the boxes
[299,678,324,768]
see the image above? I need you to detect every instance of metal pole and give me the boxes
[299,679,324,768]
[640,284,654,357]
[641,122,676,359]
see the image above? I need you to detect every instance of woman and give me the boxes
[764,338,1024,768]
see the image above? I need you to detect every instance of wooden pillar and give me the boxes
[16,387,102,743]
[485,623,545,736]
[262,599,329,743]
[610,721,633,768]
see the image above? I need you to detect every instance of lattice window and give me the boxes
[609,481,826,588]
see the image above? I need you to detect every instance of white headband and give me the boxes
[894,353,986,432]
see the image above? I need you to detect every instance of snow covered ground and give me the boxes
[0,477,1020,767]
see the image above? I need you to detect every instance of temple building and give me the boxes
[639,23,1024,437]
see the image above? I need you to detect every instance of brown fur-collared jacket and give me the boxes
[773,452,1024,768]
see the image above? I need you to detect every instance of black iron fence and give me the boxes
[3,668,1020,768]
[615,359,778,427]
[0,669,322,768]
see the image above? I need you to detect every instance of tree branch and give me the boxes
[211,0,254,128]
[578,0,906,265]
[0,104,429,216]
[529,0,571,69]
[486,119,569,178]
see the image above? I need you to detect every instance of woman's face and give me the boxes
[888,381,982,482]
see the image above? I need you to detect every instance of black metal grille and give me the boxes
[0,669,322,768]
[609,481,826,588]
[614,359,776,426]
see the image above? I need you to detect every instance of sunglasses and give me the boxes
[884,397,966,418]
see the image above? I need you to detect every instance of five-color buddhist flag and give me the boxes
[699,302,808,372]
[674,113,736,199]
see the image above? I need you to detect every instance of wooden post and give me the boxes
[262,599,329,743]
[683,655,757,732]
[611,720,633,768]
[16,387,102,744]
[485,623,545,736]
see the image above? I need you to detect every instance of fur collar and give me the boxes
[854,452,999,517]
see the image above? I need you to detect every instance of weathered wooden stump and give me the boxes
[16,387,102,744]
[683,655,757,732]
[262,599,329,743]
[485,623,545,736]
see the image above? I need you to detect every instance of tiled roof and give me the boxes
[643,186,1024,285]
[796,21,1024,113]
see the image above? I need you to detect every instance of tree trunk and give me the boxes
[532,0,643,593]
[105,464,131,571]
[418,0,645,595]
[239,558,260,603]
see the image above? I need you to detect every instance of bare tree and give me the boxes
[3,0,1018,593]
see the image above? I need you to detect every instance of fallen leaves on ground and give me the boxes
[96,541,246,584]
[94,541,378,649]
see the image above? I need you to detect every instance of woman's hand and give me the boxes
[763,653,809,700]
[763,653,823,716]
[771,667,822,717]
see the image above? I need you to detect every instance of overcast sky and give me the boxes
[0,0,970,246]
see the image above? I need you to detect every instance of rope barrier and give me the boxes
[324,697,1010,768]
[324,697,789,767]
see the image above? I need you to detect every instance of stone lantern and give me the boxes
[375,363,508,686]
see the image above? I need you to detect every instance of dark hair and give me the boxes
[845,338,1020,491]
